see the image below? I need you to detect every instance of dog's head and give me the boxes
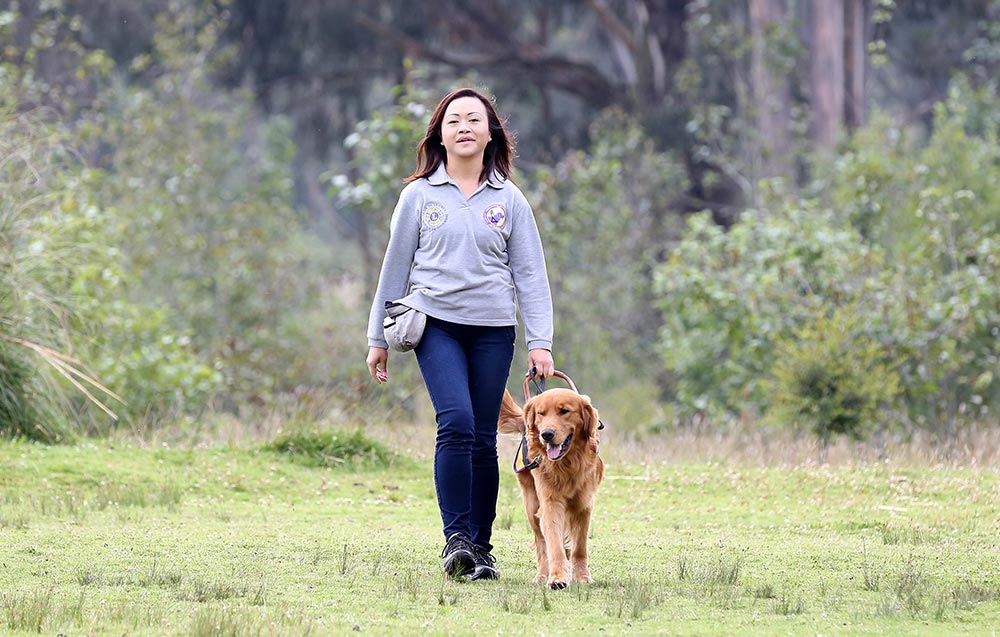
[523,388,600,462]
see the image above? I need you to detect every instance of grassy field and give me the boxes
[1,427,999,636]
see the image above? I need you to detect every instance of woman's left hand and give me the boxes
[528,348,555,380]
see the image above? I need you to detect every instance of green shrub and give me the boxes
[767,308,900,445]
[653,202,875,420]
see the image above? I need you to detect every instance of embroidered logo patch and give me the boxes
[483,204,507,229]
[422,202,447,228]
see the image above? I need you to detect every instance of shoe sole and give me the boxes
[467,565,499,581]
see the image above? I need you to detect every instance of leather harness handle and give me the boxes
[523,369,578,402]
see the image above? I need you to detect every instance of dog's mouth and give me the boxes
[545,433,573,461]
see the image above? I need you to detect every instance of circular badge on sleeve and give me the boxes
[483,203,507,230]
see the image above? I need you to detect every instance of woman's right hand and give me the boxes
[367,347,389,384]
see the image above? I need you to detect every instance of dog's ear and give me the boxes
[523,400,538,432]
[579,394,600,438]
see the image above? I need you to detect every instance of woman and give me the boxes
[365,87,554,580]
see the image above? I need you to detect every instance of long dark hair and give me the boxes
[405,88,515,184]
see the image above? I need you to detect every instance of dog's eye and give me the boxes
[558,408,570,416]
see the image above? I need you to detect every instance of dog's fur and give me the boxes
[498,387,605,589]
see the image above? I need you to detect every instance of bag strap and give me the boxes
[384,301,412,318]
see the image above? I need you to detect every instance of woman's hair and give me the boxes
[405,87,515,184]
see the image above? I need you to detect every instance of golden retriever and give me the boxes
[498,387,605,589]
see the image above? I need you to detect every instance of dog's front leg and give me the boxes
[569,505,594,583]
[538,502,570,589]
[519,476,548,584]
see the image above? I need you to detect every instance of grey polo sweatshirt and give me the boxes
[366,164,553,351]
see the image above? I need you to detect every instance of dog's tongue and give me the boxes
[546,443,561,460]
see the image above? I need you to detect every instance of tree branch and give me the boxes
[354,14,619,109]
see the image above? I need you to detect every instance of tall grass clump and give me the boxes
[1,588,52,632]
[263,428,397,469]
[0,109,123,440]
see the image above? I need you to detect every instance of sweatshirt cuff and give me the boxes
[526,340,552,351]
[369,338,389,350]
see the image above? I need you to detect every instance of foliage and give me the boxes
[654,201,877,422]
[767,308,900,445]
[0,109,66,439]
[0,107,122,440]
[263,428,397,469]
[75,6,343,416]
[657,76,1000,438]
[0,341,52,440]
[826,78,1000,432]
[0,0,116,116]
[0,4,208,435]
[38,166,218,430]
[5,0,1000,442]
[528,110,687,392]
[3,3,358,435]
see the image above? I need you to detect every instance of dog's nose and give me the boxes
[540,429,555,442]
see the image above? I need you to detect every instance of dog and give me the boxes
[498,387,605,589]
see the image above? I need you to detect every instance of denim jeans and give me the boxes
[415,317,516,551]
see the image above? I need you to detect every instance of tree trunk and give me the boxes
[749,0,793,185]
[809,0,845,148]
[844,0,867,130]
[644,0,691,101]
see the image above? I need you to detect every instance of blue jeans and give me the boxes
[416,317,516,551]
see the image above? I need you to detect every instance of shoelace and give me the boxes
[471,544,495,566]
[441,535,473,558]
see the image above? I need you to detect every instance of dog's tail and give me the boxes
[498,388,524,434]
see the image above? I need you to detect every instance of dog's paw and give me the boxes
[545,569,569,590]
[533,573,548,585]
[548,577,568,591]
[572,564,593,583]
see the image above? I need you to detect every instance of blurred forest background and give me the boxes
[1,0,998,448]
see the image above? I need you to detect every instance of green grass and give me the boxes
[1,438,999,636]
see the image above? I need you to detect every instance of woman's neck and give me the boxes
[445,155,484,184]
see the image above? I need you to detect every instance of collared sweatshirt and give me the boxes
[366,164,553,351]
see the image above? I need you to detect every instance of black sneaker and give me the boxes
[441,533,476,578]
[467,543,498,581]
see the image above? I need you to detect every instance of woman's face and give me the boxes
[440,96,491,163]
